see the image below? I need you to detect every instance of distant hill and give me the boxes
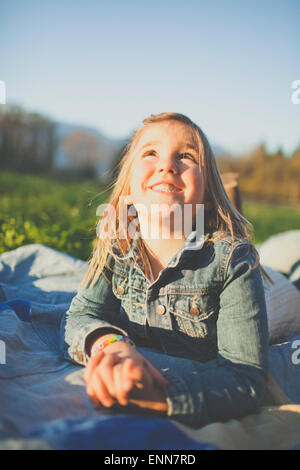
[54,121,126,180]
[211,144,229,159]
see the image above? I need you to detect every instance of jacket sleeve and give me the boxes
[162,241,269,428]
[59,256,129,366]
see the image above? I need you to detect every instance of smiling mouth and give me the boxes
[150,183,182,193]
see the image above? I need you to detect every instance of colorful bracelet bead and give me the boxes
[90,334,134,357]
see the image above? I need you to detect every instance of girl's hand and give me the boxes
[84,340,168,408]
[121,357,169,412]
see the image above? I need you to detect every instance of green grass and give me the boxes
[0,171,299,260]
[0,171,110,260]
[243,200,300,245]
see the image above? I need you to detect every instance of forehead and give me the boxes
[135,120,199,151]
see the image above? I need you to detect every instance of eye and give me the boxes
[141,150,157,158]
[178,153,197,163]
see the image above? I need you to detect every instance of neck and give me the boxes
[136,209,189,280]
[143,236,186,281]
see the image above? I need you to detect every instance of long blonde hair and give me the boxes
[81,112,271,288]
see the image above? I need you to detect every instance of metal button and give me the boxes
[117,285,125,295]
[156,304,166,315]
[189,306,200,316]
[76,348,84,362]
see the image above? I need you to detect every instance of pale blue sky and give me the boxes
[1,0,299,155]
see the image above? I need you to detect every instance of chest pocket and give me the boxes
[168,289,217,339]
[112,269,146,325]
[112,273,129,299]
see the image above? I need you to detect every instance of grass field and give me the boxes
[243,200,300,244]
[0,171,299,260]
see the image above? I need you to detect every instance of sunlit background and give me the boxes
[0,0,299,259]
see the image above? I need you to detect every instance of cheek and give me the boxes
[186,170,205,201]
[130,162,153,193]
[129,163,141,191]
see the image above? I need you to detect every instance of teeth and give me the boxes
[151,184,180,193]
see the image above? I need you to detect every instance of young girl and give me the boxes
[60,112,269,428]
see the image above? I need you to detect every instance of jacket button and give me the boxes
[156,304,166,315]
[117,285,125,295]
[189,306,200,316]
[76,348,84,362]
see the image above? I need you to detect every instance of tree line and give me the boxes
[218,143,300,206]
[0,104,121,180]
[0,104,57,173]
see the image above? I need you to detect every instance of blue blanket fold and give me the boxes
[28,415,217,450]
[0,298,31,322]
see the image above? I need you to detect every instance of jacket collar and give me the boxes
[122,229,207,267]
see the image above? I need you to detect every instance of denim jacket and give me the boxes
[60,230,269,428]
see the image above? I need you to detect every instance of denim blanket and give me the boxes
[0,244,300,450]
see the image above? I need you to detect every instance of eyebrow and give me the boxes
[140,142,198,153]
[140,141,160,150]
[181,145,198,153]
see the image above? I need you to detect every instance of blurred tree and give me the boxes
[0,104,57,173]
[287,146,300,204]
[217,143,300,205]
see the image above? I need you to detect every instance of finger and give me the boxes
[113,363,132,406]
[91,369,115,408]
[122,357,145,389]
[97,354,120,397]
[86,378,100,409]
[144,360,169,388]
[84,350,105,384]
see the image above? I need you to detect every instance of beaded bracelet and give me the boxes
[90,334,134,357]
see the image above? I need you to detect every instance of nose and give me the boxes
[157,155,178,175]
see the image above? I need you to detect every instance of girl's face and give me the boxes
[129,120,205,219]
